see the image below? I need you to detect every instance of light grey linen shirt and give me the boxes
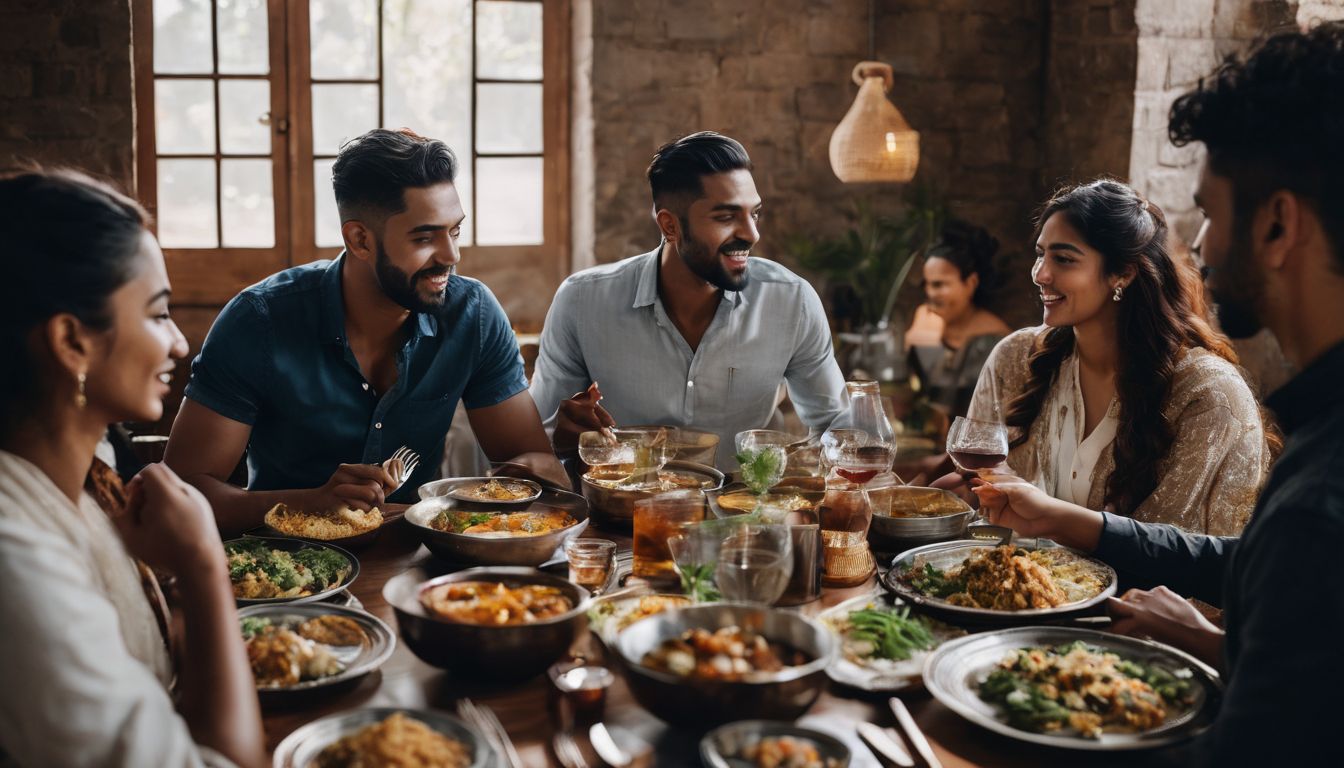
[529,248,846,470]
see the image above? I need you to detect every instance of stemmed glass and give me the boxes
[715,523,793,606]
[734,429,791,497]
[945,416,1009,477]
[578,428,671,487]
[817,380,896,587]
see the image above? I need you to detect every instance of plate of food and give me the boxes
[259,502,399,549]
[924,626,1220,750]
[882,540,1116,623]
[272,706,490,768]
[816,594,965,692]
[587,589,692,646]
[238,603,394,702]
[418,476,543,507]
[225,536,358,606]
[403,489,589,566]
[701,720,850,768]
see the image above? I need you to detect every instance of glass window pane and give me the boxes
[154,0,213,74]
[314,159,343,248]
[475,83,542,153]
[221,160,274,247]
[311,83,378,156]
[456,167,474,246]
[155,79,216,154]
[475,157,541,245]
[158,159,218,248]
[475,1,542,80]
[383,0,471,177]
[310,0,378,79]
[219,80,271,154]
[217,0,269,75]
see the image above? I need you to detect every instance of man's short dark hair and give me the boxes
[646,131,752,212]
[1168,21,1344,270]
[330,128,457,225]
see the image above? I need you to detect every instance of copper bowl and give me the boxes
[383,566,589,682]
[614,603,835,728]
[580,459,725,531]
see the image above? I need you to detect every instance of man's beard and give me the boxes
[373,239,452,314]
[678,224,751,292]
[1206,233,1264,339]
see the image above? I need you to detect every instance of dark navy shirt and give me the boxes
[184,255,527,503]
[1094,340,1344,766]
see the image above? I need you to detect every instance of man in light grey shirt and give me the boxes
[529,132,845,470]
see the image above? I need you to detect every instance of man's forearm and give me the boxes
[181,473,301,537]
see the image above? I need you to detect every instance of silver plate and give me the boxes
[238,603,395,697]
[816,593,965,693]
[923,626,1221,751]
[272,707,491,768]
[883,539,1117,623]
[418,476,543,506]
[701,720,851,768]
[226,536,359,607]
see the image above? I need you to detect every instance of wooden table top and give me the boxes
[261,521,1182,767]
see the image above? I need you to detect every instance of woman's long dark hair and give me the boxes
[1004,179,1240,515]
[0,167,150,437]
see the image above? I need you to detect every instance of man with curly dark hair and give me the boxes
[972,22,1344,764]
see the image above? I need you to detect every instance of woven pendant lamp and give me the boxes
[829,61,919,183]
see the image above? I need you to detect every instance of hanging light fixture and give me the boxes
[829,1,919,183]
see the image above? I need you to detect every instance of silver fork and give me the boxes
[384,445,420,486]
[457,698,522,768]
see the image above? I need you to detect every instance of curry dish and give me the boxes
[641,626,809,682]
[732,736,842,768]
[420,580,573,625]
[905,545,1108,611]
[978,641,1196,738]
[243,623,344,688]
[313,712,471,768]
[454,478,537,502]
[429,509,576,536]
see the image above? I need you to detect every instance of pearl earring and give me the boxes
[75,371,87,409]
[1112,284,1124,302]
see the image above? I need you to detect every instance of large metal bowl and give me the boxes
[614,603,836,728]
[867,486,975,552]
[383,565,589,682]
[581,459,725,531]
[403,488,590,567]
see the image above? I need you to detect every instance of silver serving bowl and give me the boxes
[701,720,852,768]
[866,486,975,552]
[238,603,395,705]
[403,488,589,567]
[581,459,725,531]
[383,565,590,681]
[272,706,490,768]
[417,476,543,509]
[614,603,836,728]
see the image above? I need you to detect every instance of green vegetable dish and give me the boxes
[226,539,352,601]
[978,640,1197,739]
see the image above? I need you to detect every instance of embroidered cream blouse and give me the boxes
[967,327,1268,535]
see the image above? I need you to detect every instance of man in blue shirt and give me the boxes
[165,129,565,534]
[973,23,1344,764]
[529,132,845,469]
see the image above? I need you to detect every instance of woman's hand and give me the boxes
[972,476,1104,551]
[1107,587,1225,671]
[113,462,225,577]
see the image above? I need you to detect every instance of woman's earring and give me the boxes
[1112,284,1124,302]
[75,371,87,409]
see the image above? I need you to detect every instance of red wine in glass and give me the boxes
[835,467,881,484]
[950,449,1007,472]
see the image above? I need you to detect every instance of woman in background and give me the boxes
[905,219,1013,418]
[0,168,265,767]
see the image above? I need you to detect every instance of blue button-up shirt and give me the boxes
[529,249,846,470]
[184,255,527,503]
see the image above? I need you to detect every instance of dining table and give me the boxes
[259,517,1190,767]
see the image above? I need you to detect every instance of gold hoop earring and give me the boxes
[1112,284,1124,302]
[75,371,87,409]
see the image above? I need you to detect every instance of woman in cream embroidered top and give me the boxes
[965,180,1267,536]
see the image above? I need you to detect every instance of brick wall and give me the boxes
[0,0,135,189]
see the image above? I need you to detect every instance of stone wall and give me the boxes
[0,0,135,189]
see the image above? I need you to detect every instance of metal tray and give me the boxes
[225,536,359,607]
[418,476,543,507]
[882,539,1117,624]
[923,626,1221,751]
[238,602,394,702]
[272,707,490,768]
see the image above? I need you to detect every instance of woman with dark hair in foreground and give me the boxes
[960,179,1266,535]
[0,168,265,767]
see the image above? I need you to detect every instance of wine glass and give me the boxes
[578,428,671,487]
[945,416,1009,478]
[819,381,896,486]
[734,429,791,496]
[715,523,793,605]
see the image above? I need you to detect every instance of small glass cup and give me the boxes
[632,490,706,580]
[549,658,615,731]
[565,538,617,595]
[734,429,792,496]
[716,523,794,605]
